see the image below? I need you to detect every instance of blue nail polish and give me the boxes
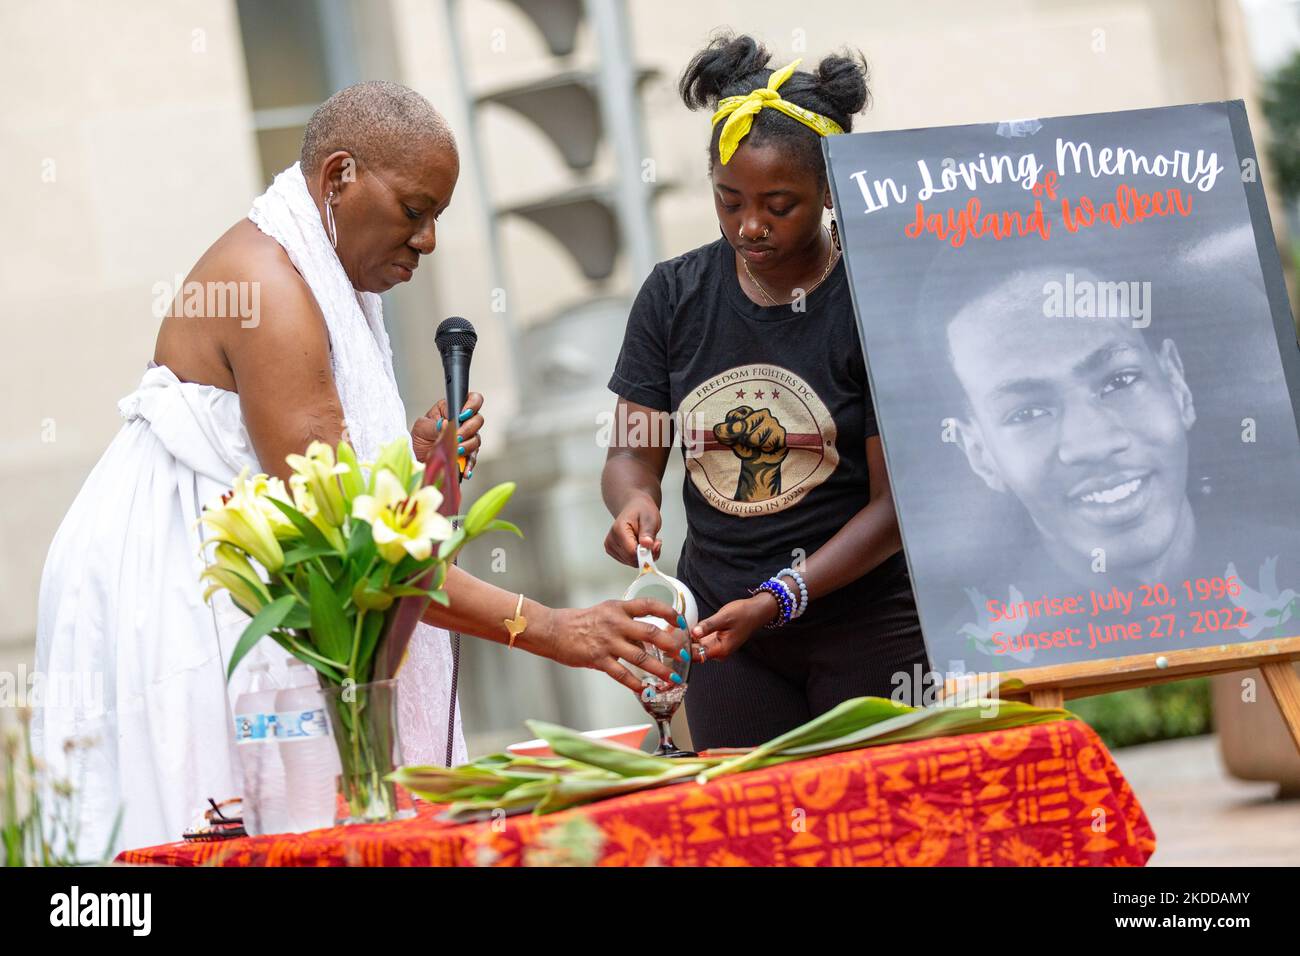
[458,445,465,455]
[679,649,690,662]
[465,470,473,480]
[458,408,474,423]
[670,673,683,684]
[435,417,444,430]
[677,615,686,629]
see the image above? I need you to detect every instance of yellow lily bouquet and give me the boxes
[198,430,516,823]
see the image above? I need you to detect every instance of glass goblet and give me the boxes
[628,611,695,758]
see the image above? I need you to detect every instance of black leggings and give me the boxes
[683,569,932,751]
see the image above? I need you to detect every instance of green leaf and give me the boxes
[368,562,395,590]
[332,565,355,605]
[281,604,311,629]
[428,589,450,607]
[308,568,354,667]
[266,496,332,552]
[225,595,296,680]
[282,543,339,567]
[391,553,424,580]
[354,610,386,680]
[463,482,516,537]
[480,518,523,537]
[389,764,515,798]
[437,528,467,562]
[272,632,344,684]
[387,584,435,598]
[346,517,376,564]
[352,580,395,611]
[525,720,698,778]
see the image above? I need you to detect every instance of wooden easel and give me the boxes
[946,635,1300,755]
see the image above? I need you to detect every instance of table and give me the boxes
[118,719,1155,866]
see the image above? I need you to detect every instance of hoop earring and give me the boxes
[830,216,841,252]
[325,191,338,248]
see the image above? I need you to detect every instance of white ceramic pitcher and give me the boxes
[622,544,699,631]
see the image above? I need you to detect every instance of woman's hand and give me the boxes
[689,593,777,662]
[546,599,691,694]
[412,390,484,476]
[604,492,662,566]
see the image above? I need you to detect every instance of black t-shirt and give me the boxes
[608,236,910,632]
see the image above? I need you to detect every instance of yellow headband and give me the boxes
[710,58,845,165]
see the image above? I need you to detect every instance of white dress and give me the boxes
[33,364,467,857]
[33,163,467,859]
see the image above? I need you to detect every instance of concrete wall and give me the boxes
[0,0,262,678]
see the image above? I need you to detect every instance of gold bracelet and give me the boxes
[504,593,527,649]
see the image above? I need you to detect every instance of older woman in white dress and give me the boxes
[33,81,687,857]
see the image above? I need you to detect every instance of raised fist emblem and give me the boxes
[713,405,789,502]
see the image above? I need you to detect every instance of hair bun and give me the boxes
[679,32,772,110]
[815,50,871,120]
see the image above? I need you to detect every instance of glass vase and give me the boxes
[321,678,414,825]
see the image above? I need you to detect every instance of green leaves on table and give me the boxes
[390,693,1075,820]
[694,693,1071,782]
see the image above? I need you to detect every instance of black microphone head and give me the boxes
[435,316,477,355]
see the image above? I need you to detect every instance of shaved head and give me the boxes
[300,80,456,176]
[299,81,460,294]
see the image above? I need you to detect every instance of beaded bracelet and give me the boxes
[776,567,809,619]
[751,577,796,629]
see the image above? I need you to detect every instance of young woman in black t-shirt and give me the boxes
[601,34,931,750]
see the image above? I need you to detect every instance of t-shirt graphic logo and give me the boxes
[681,364,839,517]
[714,405,788,501]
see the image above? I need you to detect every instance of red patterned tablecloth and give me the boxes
[118,719,1155,866]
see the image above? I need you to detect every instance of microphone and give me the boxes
[433,317,477,769]
[435,316,477,480]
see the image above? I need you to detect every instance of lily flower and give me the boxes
[202,543,271,615]
[370,437,420,493]
[201,475,285,572]
[335,440,366,501]
[352,469,454,563]
[288,472,347,551]
[238,471,299,541]
[286,441,350,527]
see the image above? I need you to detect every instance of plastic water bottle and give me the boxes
[233,661,288,835]
[275,659,342,832]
